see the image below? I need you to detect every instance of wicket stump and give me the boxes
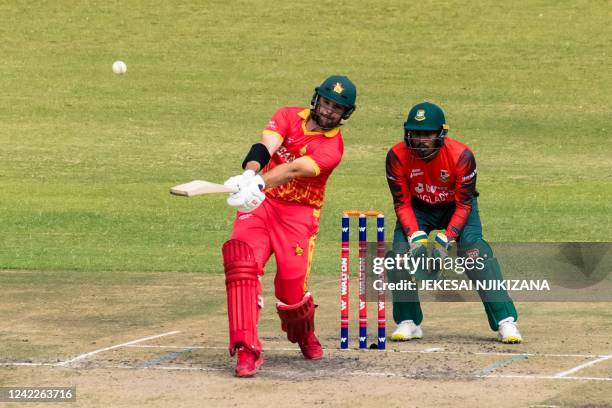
[340,210,386,350]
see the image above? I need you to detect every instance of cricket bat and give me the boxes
[170,180,238,197]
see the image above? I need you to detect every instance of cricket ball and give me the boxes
[112,61,127,75]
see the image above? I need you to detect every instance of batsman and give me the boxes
[221,75,357,377]
[385,102,523,344]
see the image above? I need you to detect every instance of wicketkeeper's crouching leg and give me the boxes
[223,239,264,377]
[459,238,522,343]
[276,292,323,360]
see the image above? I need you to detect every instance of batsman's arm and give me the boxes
[261,156,318,188]
[243,133,283,173]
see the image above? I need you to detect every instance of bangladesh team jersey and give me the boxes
[385,138,478,240]
[261,107,344,209]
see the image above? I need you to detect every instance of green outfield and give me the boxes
[1,2,611,407]
[1,0,609,273]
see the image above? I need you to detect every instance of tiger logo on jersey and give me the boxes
[439,169,450,182]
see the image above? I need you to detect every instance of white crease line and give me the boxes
[553,355,612,378]
[125,344,608,359]
[143,366,612,381]
[102,364,224,372]
[3,361,611,381]
[56,331,180,367]
[42,362,612,381]
[152,365,224,372]
[126,345,207,349]
[485,373,612,382]
[352,371,612,381]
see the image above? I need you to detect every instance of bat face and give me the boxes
[170,180,238,197]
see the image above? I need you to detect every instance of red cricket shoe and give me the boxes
[298,332,323,360]
[235,347,263,377]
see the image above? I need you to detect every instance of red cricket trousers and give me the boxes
[230,196,320,305]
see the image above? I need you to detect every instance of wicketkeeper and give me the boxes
[221,75,357,377]
[385,102,523,344]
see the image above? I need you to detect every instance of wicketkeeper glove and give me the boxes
[432,232,453,260]
[408,231,429,279]
[408,231,429,255]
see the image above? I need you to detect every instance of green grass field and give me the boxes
[1,0,609,273]
[1,2,611,406]
[0,1,612,273]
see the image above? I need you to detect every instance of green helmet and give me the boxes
[314,75,356,111]
[403,102,449,160]
[310,75,357,129]
[404,102,447,132]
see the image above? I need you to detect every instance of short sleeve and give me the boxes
[263,108,289,141]
[306,137,344,176]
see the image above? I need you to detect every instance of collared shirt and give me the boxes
[386,138,478,239]
[262,107,344,209]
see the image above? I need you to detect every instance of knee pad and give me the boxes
[223,239,260,281]
[222,239,261,355]
[276,292,316,343]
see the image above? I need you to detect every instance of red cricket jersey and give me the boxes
[261,107,344,209]
[385,138,478,240]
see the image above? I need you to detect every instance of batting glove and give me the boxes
[223,169,256,192]
[227,174,266,212]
